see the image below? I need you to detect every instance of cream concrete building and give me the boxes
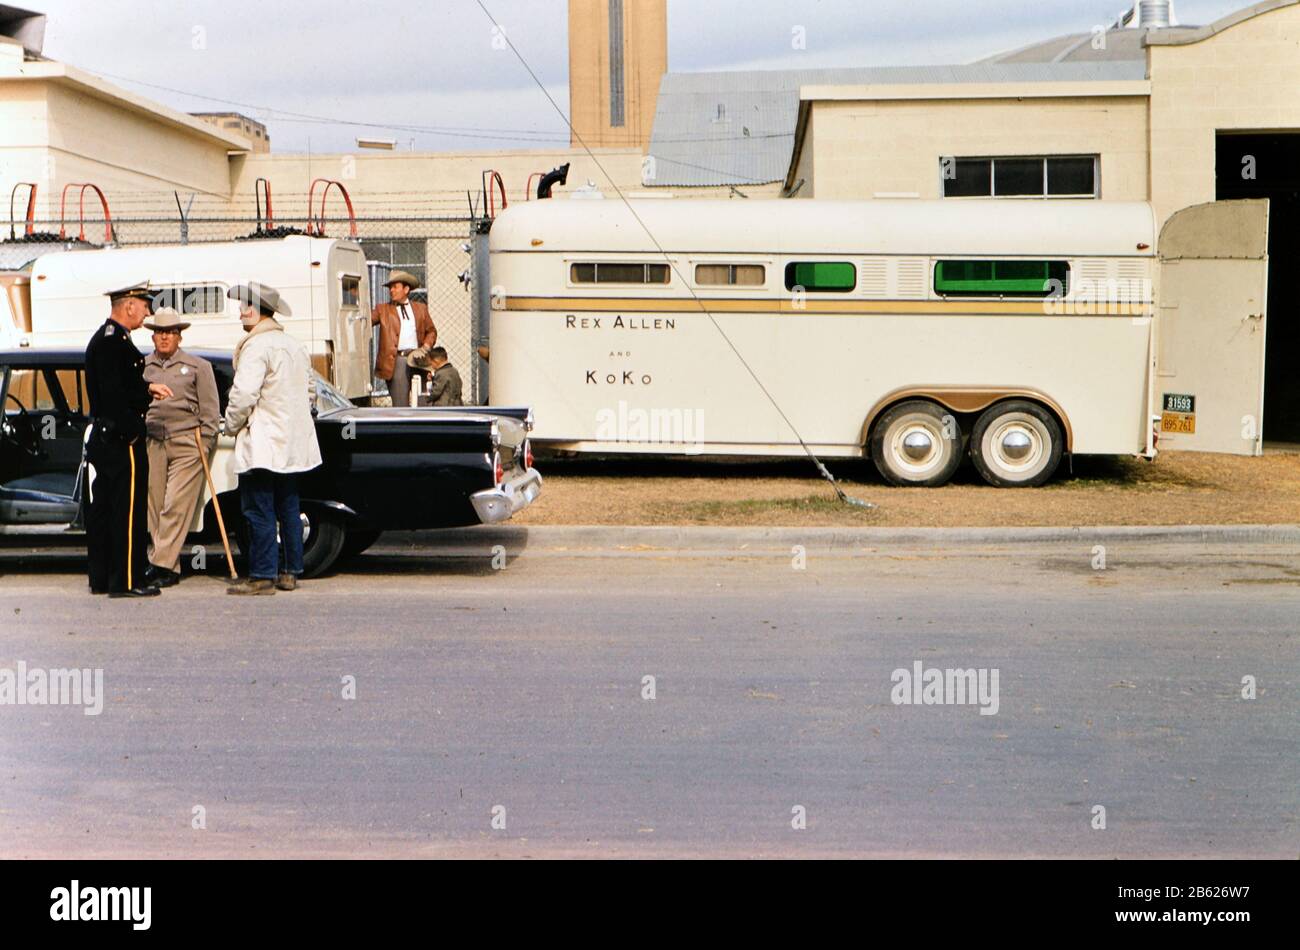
[0,29,249,222]
[777,0,1300,440]
[783,0,1300,222]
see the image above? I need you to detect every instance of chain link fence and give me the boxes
[2,215,487,403]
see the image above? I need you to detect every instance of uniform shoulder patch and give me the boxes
[104,324,115,336]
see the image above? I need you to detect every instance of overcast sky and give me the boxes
[32,0,1248,154]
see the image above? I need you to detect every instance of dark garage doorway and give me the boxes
[1217,132,1300,443]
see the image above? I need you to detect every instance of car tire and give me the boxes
[300,511,347,579]
[341,529,382,560]
[234,510,346,578]
[870,400,963,487]
[969,400,1064,488]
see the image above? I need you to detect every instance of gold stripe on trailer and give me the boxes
[502,297,1150,316]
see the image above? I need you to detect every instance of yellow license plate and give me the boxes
[1161,412,1196,434]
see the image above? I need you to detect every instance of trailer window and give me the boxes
[695,264,766,287]
[784,262,856,293]
[341,276,361,307]
[151,284,228,315]
[934,260,1069,298]
[571,263,671,285]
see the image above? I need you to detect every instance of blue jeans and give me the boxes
[239,469,304,580]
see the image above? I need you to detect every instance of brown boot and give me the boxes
[227,578,276,596]
[276,574,298,592]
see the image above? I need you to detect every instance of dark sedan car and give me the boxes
[0,348,542,577]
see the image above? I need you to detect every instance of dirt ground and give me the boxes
[515,449,1300,527]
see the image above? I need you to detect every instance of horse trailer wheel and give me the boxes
[870,400,963,487]
[969,400,1063,488]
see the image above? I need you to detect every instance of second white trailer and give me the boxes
[15,235,375,400]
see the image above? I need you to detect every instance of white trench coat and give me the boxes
[223,319,323,475]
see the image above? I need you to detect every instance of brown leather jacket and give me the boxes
[371,301,437,380]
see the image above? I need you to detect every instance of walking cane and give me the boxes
[195,429,237,580]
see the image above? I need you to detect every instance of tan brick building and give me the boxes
[568,0,667,151]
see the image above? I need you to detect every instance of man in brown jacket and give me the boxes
[141,308,220,587]
[372,270,437,407]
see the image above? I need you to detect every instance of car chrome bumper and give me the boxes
[471,468,543,524]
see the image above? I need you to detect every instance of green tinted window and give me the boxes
[784,262,856,293]
[934,260,1069,298]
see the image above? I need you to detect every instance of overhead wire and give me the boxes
[86,68,799,148]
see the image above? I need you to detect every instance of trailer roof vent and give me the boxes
[1123,1,1177,29]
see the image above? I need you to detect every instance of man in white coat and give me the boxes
[223,282,322,595]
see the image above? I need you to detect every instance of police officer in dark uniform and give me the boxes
[84,281,174,597]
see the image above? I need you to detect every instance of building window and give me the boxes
[943,156,1098,198]
[608,0,625,128]
[572,262,671,285]
[784,262,856,293]
[695,264,766,286]
[1046,157,1097,196]
[934,260,1070,298]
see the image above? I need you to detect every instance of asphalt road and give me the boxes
[0,535,1296,858]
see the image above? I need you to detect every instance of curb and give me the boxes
[378,524,1300,556]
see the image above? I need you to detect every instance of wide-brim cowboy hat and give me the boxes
[385,270,420,289]
[227,281,293,317]
[143,307,191,332]
[406,347,433,370]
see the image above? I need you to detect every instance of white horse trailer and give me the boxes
[487,198,1269,486]
[13,235,374,399]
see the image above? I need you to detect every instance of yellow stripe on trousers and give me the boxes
[127,441,135,590]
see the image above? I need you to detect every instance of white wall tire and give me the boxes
[870,400,963,487]
[300,511,346,578]
[969,400,1063,488]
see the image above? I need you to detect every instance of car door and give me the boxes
[0,362,83,524]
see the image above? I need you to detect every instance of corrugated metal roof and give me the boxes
[647,61,1148,188]
[980,26,1169,64]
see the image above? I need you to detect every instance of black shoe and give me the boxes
[109,586,162,599]
[147,567,180,588]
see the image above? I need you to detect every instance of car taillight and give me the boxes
[523,440,533,470]
[494,452,504,485]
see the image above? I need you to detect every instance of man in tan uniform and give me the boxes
[141,309,220,587]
